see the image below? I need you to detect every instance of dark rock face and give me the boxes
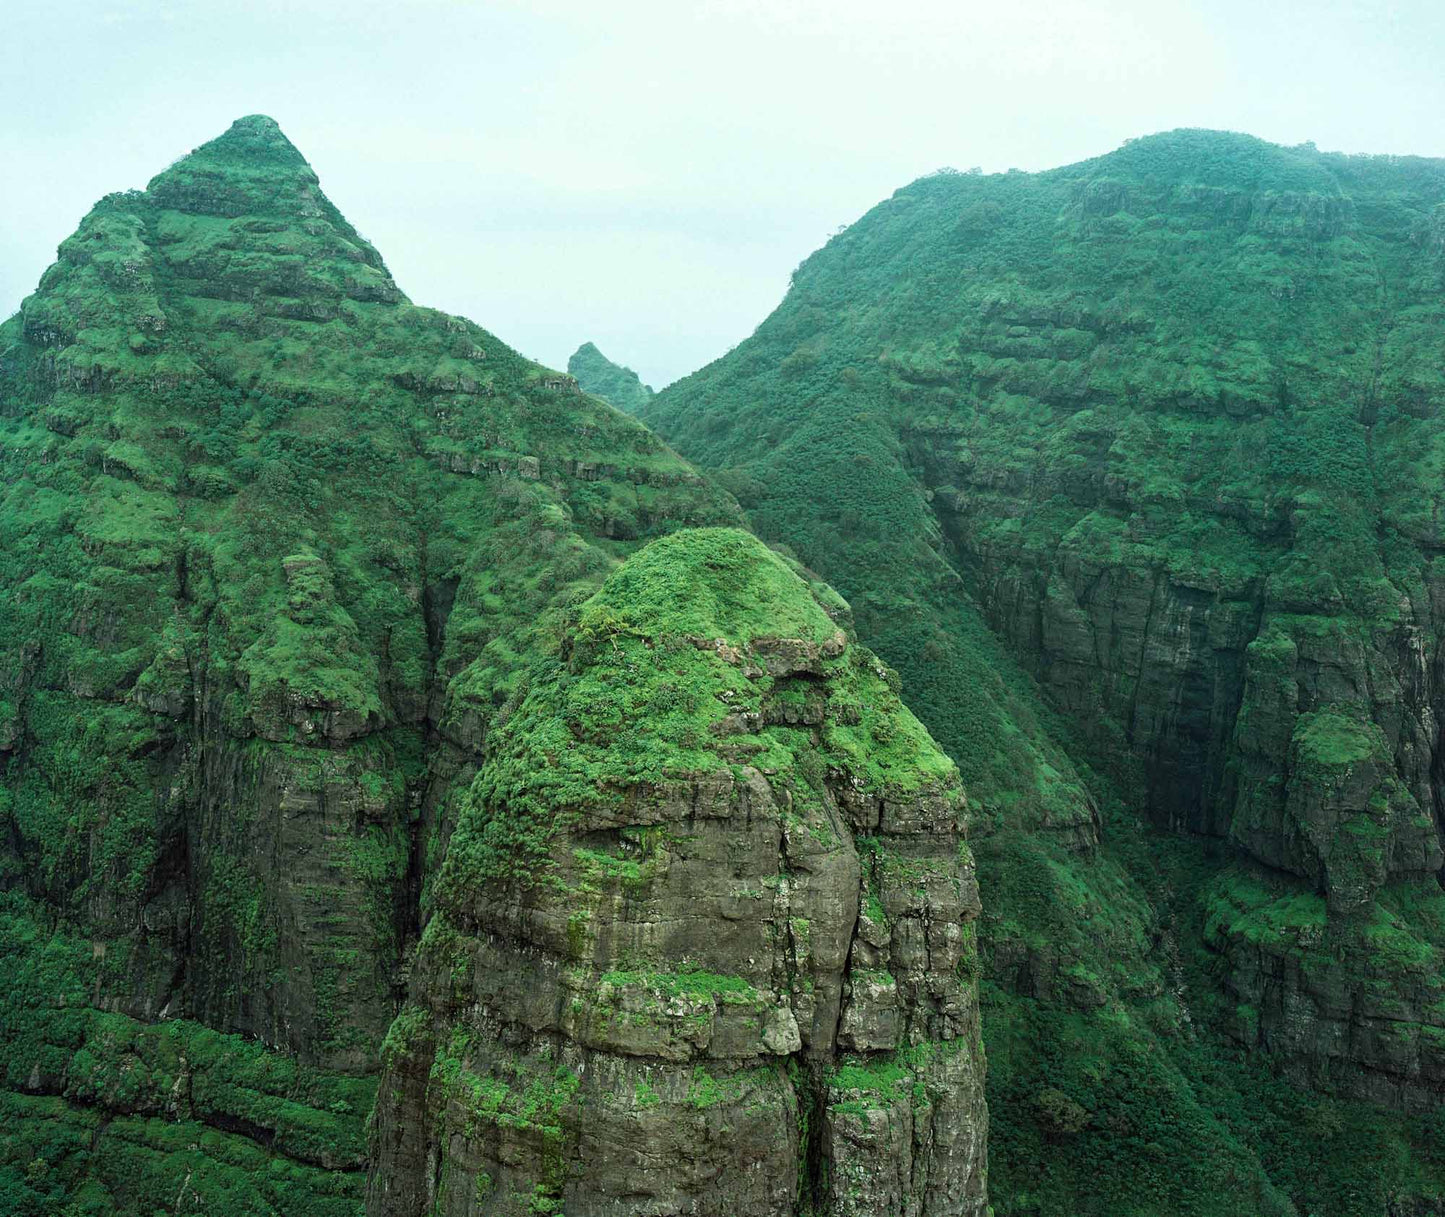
[367,530,987,1216]
[0,120,987,1213]
[914,406,1445,1102]
[918,411,1445,1111]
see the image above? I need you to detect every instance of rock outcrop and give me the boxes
[1,120,992,1213]
[367,529,986,1217]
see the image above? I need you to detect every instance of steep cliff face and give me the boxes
[568,341,656,414]
[643,131,1445,1213]
[368,529,986,1216]
[0,119,990,1214]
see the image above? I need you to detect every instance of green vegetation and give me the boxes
[596,969,759,1003]
[576,526,839,646]
[2,114,978,1215]
[826,1040,959,1118]
[644,129,1445,1214]
[11,108,1445,1215]
[435,527,957,899]
[1293,710,1377,769]
[0,890,370,1213]
[1203,866,1327,950]
[0,115,739,1212]
[568,340,656,414]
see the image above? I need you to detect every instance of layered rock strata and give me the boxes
[367,530,987,1217]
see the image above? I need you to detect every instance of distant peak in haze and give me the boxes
[568,341,655,414]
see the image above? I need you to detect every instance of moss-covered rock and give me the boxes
[1,118,989,1215]
[368,529,987,1215]
[0,118,840,1214]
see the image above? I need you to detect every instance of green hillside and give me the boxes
[10,110,1445,1217]
[642,130,1445,1215]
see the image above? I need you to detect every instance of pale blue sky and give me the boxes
[4,0,1443,386]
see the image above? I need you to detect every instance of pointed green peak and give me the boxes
[197,114,308,167]
[150,114,311,183]
[136,115,395,281]
[569,341,655,414]
[145,114,324,218]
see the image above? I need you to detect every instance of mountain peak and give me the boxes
[569,341,654,413]
[126,114,403,286]
[157,114,309,179]
[144,114,320,217]
[1065,125,1344,194]
[209,113,304,159]
[232,113,284,131]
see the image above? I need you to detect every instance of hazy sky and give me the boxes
[4,0,1444,386]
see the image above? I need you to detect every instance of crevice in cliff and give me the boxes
[422,576,459,664]
[795,1056,830,1215]
[1125,569,1163,757]
[1212,577,1270,837]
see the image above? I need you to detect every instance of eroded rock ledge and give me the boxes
[367,529,987,1217]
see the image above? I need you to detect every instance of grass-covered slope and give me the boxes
[0,115,748,1214]
[567,339,656,413]
[642,130,1445,1214]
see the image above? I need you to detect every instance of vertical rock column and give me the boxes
[366,529,988,1216]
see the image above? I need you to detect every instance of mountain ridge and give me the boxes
[641,124,1445,1214]
[0,116,989,1216]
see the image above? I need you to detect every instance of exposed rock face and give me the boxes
[641,130,1445,1211]
[367,530,986,1216]
[934,425,1445,1109]
[0,120,988,1213]
[910,324,1445,1111]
